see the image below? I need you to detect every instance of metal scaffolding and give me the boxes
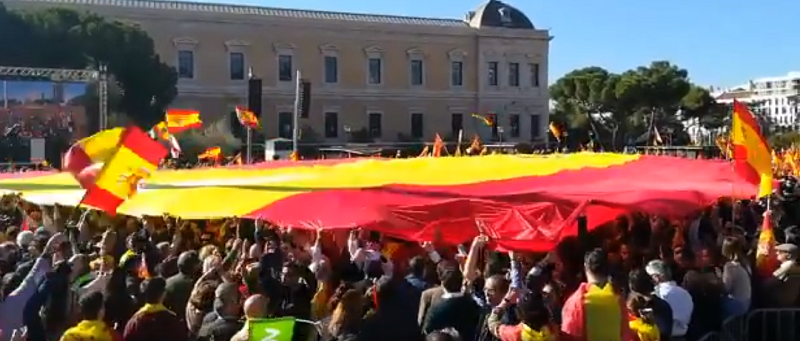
[0,65,108,130]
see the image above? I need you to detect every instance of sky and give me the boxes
[187,0,799,88]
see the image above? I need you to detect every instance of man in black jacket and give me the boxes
[423,268,482,341]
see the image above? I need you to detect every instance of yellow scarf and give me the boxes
[521,324,553,341]
[629,318,660,341]
[60,320,113,341]
[136,303,175,317]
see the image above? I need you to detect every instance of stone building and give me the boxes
[6,0,552,143]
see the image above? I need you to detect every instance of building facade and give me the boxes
[712,71,800,129]
[6,0,552,144]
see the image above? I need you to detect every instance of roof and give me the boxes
[468,0,534,29]
[715,90,753,101]
[10,0,470,27]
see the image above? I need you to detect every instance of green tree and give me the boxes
[0,5,177,130]
[550,61,697,150]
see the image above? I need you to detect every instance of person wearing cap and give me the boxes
[196,282,243,341]
[762,243,800,307]
[646,259,693,340]
[123,277,187,341]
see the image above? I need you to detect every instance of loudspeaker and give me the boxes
[299,80,311,118]
[248,78,263,117]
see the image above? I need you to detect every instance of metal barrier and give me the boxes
[696,331,721,341]
[719,308,800,341]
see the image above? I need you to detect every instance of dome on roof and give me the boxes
[466,0,534,29]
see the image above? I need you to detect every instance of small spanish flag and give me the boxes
[81,126,167,214]
[432,133,445,157]
[198,147,222,161]
[290,150,299,162]
[235,106,261,129]
[471,113,494,127]
[149,121,170,141]
[549,122,563,142]
[731,100,772,198]
[165,109,202,133]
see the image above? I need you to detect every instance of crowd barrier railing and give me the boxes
[720,308,800,341]
[696,331,721,341]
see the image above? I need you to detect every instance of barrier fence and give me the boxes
[719,308,800,341]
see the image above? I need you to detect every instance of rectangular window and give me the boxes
[324,112,338,138]
[324,56,338,84]
[509,114,520,138]
[368,58,382,85]
[278,111,293,139]
[229,52,244,80]
[368,112,382,138]
[530,114,541,140]
[451,113,463,136]
[451,61,463,87]
[178,50,194,79]
[530,63,540,87]
[411,60,424,86]
[488,62,498,86]
[509,63,520,87]
[278,55,293,82]
[411,113,424,138]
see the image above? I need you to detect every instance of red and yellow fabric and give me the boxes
[471,113,494,127]
[432,134,445,157]
[0,154,759,251]
[235,106,261,129]
[150,121,170,141]
[81,126,168,213]
[628,318,659,341]
[731,100,773,198]
[165,109,202,133]
[756,210,778,277]
[561,282,630,341]
[63,128,125,188]
[549,122,563,142]
[198,147,222,161]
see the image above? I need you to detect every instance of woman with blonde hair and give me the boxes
[327,289,363,341]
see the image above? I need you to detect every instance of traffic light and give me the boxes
[299,79,311,118]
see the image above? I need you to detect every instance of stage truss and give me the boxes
[0,65,109,130]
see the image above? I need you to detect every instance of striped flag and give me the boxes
[235,106,261,129]
[81,126,167,214]
[165,109,202,133]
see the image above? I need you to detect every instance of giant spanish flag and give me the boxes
[165,109,202,133]
[63,128,125,188]
[731,100,773,197]
[81,126,168,213]
[0,154,759,251]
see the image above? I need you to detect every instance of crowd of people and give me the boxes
[0,107,75,140]
[0,176,799,341]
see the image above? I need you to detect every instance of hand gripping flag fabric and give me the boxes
[165,109,202,133]
[81,126,168,214]
[731,100,773,197]
[0,154,760,251]
[63,128,125,188]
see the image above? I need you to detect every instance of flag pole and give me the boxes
[728,103,736,224]
[246,127,252,164]
[292,70,301,157]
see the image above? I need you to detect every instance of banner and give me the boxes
[249,317,296,341]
